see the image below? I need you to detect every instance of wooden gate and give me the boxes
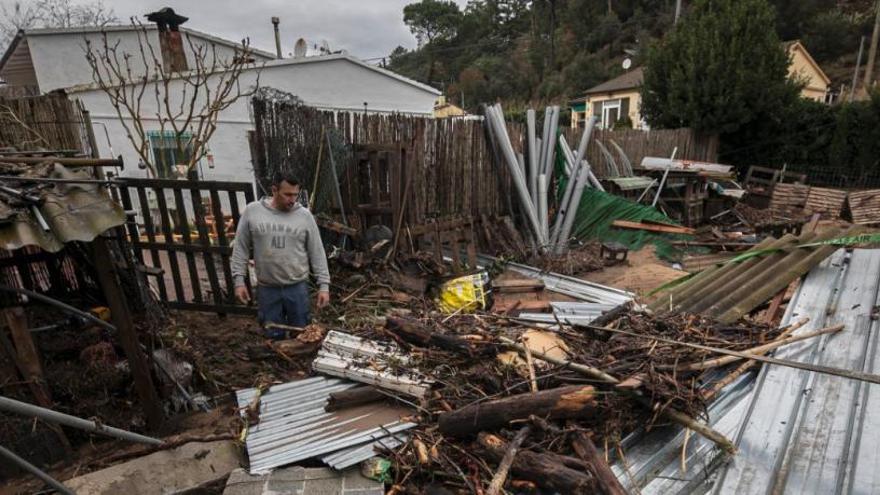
[117,178,256,315]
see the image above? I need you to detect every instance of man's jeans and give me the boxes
[257,281,311,339]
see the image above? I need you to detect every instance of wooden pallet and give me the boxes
[769,183,809,210]
[847,190,880,225]
[804,187,847,217]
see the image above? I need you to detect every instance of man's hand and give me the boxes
[316,290,330,309]
[235,286,251,304]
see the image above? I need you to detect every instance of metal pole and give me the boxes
[652,147,678,208]
[674,0,683,24]
[852,36,867,102]
[551,120,597,247]
[486,105,543,245]
[527,109,538,193]
[538,173,549,242]
[555,162,592,254]
[0,396,162,445]
[0,444,74,495]
[271,17,283,59]
[863,0,880,90]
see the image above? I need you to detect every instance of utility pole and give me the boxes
[675,0,683,24]
[864,0,880,90]
[851,36,866,102]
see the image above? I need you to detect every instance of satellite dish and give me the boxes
[320,39,330,54]
[294,38,307,58]
[622,58,632,70]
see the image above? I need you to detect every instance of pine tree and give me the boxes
[640,0,800,134]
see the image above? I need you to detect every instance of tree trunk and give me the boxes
[439,385,597,437]
[478,433,595,494]
[385,316,486,355]
[571,431,627,495]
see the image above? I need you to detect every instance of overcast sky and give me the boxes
[102,0,468,61]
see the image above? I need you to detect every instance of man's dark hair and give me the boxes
[272,171,301,187]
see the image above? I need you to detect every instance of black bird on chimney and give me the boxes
[145,8,188,32]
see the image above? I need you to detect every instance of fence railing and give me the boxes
[118,178,256,315]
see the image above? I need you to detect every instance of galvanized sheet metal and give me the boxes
[615,249,880,495]
[321,433,408,470]
[714,248,880,494]
[477,254,634,305]
[518,302,619,325]
[236,376,417,474]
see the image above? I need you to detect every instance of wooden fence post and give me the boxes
[91,236,164,431]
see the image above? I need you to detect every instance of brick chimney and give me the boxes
[145,8,189,73]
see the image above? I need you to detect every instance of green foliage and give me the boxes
[403,0,462,45]
[720,91,880,188]
[613,116,634,130]
[802,10,861,63]
[641,0,799,135]
[389,0,871,114]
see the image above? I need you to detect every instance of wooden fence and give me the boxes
[562,127,719,178]
[251,100,513,230]
[0,94,87,151]
[118,178,256,315]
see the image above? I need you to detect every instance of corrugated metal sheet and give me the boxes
[518,301,619,325]
[321,433,409,470]
[608,177,656,191]
[0,164,124,252]
[614,248,880,494]
[714,248,880,494]
[650,227,858,323]
[236,376,417,474]
[477,254,634,305]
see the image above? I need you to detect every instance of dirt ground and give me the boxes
[1,309,315,495]
[582,244,686,296]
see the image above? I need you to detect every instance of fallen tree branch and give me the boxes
[486,425,531,495]
[670,323,842,371]
[499,336,737,454]
[581,324,880,385]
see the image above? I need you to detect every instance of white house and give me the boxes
[0,24,441,184]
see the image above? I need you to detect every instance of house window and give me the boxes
[147,130,194,178]
[593,97,631,129]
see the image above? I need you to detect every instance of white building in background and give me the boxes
[0,24,441,184]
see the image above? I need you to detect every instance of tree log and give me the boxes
[385,316,486,355]
[439,385,597,437]
[571,431,627,495]
[325,386,384,412]
[478,433,595,494]
[486,426,530,495]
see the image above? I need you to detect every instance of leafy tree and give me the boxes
[403,0,462,46]
[640,0,799,134]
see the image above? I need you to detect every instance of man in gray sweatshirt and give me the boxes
[231,172,330,337]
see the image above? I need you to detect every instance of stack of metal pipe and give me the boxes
[484,103,601,254]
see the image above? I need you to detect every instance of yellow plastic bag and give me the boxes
[436,272,489,314]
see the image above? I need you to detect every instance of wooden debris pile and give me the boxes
[328,308,797,494]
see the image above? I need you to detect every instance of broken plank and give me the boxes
[611,220,696,235]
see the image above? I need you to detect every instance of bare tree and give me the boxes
[0,0,117,45]
[84,19,260,178]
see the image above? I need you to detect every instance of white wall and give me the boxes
[74,55,439,185]
[28,28,265,92]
